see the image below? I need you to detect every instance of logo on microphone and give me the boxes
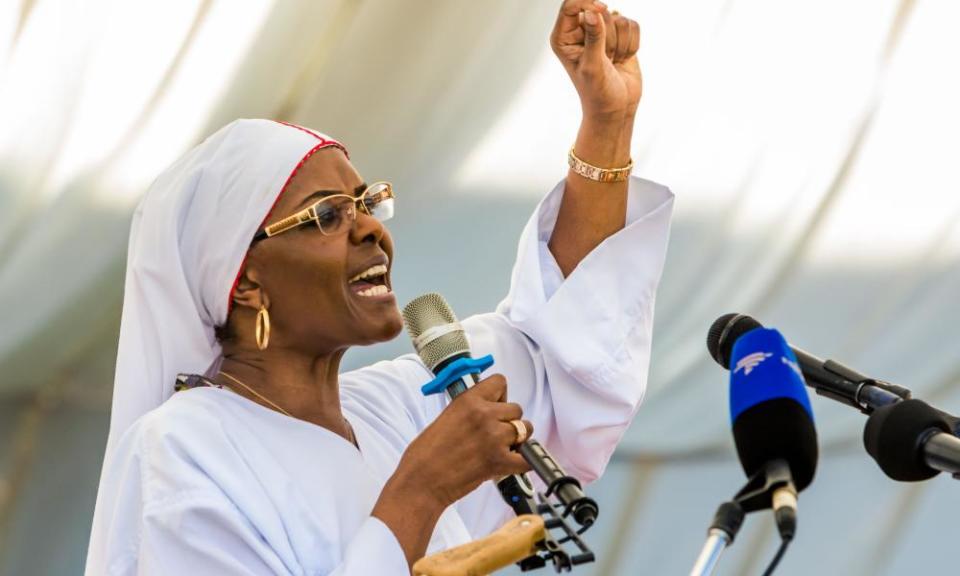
[734,352,773,376]
[781,356,803,378]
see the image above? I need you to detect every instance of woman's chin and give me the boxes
[360,310,405,345]
[381,313,405,340]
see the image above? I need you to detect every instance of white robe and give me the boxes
[85,176,674,575]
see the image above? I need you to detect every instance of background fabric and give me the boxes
[2,0,959,574]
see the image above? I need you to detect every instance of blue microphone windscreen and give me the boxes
[729,327,813,424]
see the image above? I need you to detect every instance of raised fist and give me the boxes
[550,0,642,120]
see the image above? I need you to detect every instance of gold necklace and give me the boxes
[219,370,293,417]
[217,370,357,447]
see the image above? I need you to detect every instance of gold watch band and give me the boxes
[568,147,633,183]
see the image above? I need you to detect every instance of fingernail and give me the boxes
[578,10,584,24]
[585,10,598,25]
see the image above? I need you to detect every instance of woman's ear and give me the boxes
[232,266,270,311]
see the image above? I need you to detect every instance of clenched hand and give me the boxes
[551,0,642,120]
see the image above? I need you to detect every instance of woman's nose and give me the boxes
[349,209,385,245]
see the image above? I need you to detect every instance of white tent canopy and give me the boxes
[1,0,959,574]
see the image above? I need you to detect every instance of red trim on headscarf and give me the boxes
[275,120,349,159]
[225,124,350,315]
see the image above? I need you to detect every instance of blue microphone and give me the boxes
[729,327,819,540]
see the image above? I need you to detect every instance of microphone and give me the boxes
[710,313,960,484]
[863,398,960,481]
[708,313,912,414]
[727,326,819,540]
[403,293,598,527]
[688,325,820,576]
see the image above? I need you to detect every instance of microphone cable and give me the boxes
[761,538,792,576]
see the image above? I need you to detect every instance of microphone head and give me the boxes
[402,293,470,372]
[863,399,949,481]
[708,313,763,368]
[730,327,819,491]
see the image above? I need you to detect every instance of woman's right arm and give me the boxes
[373,376,532,567]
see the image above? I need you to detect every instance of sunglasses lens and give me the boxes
[363,183,394,221]
[369,197,394,221]
[316,199,354,235]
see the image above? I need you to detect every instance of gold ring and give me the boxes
[509,420,528,445]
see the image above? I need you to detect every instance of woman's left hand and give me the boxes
[550,0,642,121]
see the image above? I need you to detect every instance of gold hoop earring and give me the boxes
[255,306,271,350]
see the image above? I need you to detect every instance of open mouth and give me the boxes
[348,264,392,298]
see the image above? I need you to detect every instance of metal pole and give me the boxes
[689,528,731,576]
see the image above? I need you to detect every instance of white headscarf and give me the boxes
[104,118,347,460]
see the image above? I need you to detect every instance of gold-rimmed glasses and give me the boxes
[252,181,394,242]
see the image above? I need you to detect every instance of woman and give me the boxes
[86,2,673,574]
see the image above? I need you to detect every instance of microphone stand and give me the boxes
[689,460,796,576]
[689,502,744,576]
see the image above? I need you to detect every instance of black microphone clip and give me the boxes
[702,458,800,555]
[811,359,911,415]
[732,459,798,541]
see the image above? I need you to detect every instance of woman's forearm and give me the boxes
[548,112,635,277]
[372,470,445,568]
[547,0,643,277]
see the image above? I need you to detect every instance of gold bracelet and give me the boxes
[568,147,633,183]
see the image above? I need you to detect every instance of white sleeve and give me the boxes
[453,176,674,537]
